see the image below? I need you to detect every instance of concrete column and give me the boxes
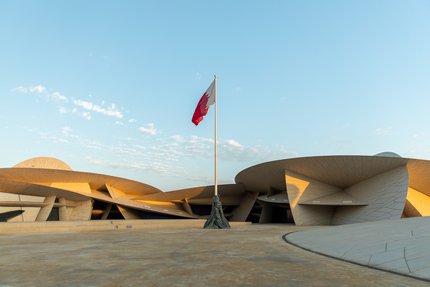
[35,196,56,222]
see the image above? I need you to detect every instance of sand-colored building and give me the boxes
[0,153,428,225]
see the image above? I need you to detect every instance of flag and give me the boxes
[192,80,215,126]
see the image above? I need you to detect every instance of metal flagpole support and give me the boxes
[204,74,230,229]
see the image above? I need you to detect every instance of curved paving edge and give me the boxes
[283,217,430,282]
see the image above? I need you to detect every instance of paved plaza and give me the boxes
[0,223,427,286]
[286,217,430,282]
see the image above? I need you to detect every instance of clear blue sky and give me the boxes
[1,1,429,190]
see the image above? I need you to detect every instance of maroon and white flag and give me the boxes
[192,80,215,126]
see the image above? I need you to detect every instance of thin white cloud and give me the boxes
[13,85,128,123]
[128,118,137,123]
[170,134,185,142]
[61,127,72,136]
[225,139,244,150]
[89,159,169,174]
[163,135,296,163]
[53,138,69,144]
[73,99,123,119]
[139,123,157,136]
[13,85,47,94]
[48,91,68,102]
[81,111,91,120]
[375,127,392,136]
[13,85,69,103]
[71,107,91,120]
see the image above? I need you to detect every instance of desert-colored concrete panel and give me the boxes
[231,191,259,221]
[403,199,420,217]
[139,184,244,202]
[68,200,92,221]
[407,159,430,198]
[331,166,408,225]
[285,170,340,225]
[0,179,90,201]
[0,192,21,201]
[0,192,44,222]
[100,203,112,220]
[181,199,194,216]
[117,205,140,219]
[90,190,113,201]
[299,191,367,206]
[21,207,42,222]
[405,187,430,216]
[36,196,56,222]
[236,163,287,194]
[19,195,44,221]
[89,191,196,219]
[294,205,336,225]
[58,198,69,221]
[186,195,242,205]
[106,184,126,198]
[257,193,289,204]
[0,168,161,197]
[85,189,196,219]
[259,202,273,223]
[0,201,47,207]
[236,156,408,193]
[0,192,23,222]
[19,195,44,202]
[50,182,91,195]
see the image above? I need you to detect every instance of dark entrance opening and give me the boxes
[91,200,125,220]
[47,207,59,221]
[246,201,263,223]
[271,205,295,224]
[106,204,125,219]
[271,205,287,223]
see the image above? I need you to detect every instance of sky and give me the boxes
[1,1,430,191]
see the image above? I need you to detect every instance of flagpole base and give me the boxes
[203,195,231,229]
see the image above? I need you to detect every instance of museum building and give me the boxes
[0,152,428,225]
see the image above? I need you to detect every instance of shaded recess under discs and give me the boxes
[0,152,428,226]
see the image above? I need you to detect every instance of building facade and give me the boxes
[0,153,428,225]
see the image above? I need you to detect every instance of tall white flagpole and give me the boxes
[214,74,218,197]
[203,74,230,228]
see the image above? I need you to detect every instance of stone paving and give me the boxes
[286,217,430,282]
[0,224,427,286]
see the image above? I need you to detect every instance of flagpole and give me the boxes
[214,74,218,197]
[203,74,230,229]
